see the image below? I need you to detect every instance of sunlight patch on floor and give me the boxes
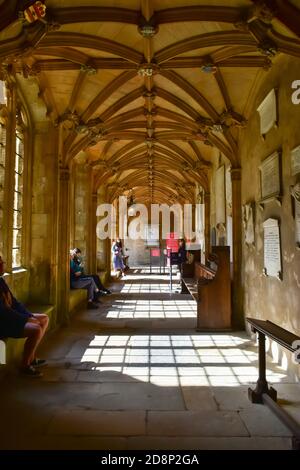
[106,299,197,319]
[79,334,288,387]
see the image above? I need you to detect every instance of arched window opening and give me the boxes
[0,80,7,255]
[12,109,25,268]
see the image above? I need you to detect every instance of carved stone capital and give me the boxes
[257,40,277,57]
[231,167,242,181]
[59,167,70,181]
[220,109,247,128]
[248,1,276,23]
[56,110,80,130]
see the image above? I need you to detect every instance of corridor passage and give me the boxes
[0,270,299,450]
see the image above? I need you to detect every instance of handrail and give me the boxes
[247,318,300,353]
[246,317,300,450]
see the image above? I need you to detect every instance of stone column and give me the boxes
[69,162,75,249]
[56,166,71,325]
[88,192,98,273]
[204,192,211,259]
[96,185,110,273]
[231,167,243,328]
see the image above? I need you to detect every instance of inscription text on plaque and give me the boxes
[263,218,282,280]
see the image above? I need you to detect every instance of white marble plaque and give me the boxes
[295,199,300,247]
[263,218,282,279]
[257,88,277,136]
[290,183,300,247]
[144,224,159,247]
[291,145,300,176]
[225,166,232,215]
[243,203,255,245]
[216,165,225,224]
[260,151,280,200]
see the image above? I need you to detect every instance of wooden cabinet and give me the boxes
[196,246,231,330]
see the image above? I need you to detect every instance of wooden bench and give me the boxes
[182,246,231,330]
[0,304,55,366]
[247,317,300,450]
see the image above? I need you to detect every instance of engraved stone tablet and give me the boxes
[260,151,280,200]
[263,218,282,279]
[291,145,300,176]
[296,200,300,247]
[257,88,277,136]
[216,165,225,224]
[290,182,300,247]
[243,203,255,245]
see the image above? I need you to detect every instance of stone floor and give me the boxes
[0,268,299,450]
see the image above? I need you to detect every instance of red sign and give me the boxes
[166,232,179,253]
[151,248,160,257]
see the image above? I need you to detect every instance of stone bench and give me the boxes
[0,304,54,366]
[68,271,109,316]
[69,289,87,317]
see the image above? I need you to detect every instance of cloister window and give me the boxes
[0,121,6,254]
[12,114,24,268]
[0,80,6,255]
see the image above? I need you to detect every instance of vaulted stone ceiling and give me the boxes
[1,0,300,204]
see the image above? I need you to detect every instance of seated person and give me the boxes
[0,256,48,377]
[70,251,101,308]
[71,248,111,295]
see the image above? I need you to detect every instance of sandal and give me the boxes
[31,358,47,367]
[21,365,43,378]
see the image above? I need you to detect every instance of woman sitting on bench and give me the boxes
[0,257,48,377]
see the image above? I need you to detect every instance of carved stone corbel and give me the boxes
[257,40,277,57]
[55,110,80,130]
[220,109,247,128]
[247,1,276,24]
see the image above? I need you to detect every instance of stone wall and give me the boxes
[30,122,57,304]
[240,55,300,380]
[73,161,88,257]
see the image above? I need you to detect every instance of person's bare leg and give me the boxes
[32,314,49,336]
[22,323,43,367]
[30,314,49,362]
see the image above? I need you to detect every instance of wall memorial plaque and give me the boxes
[263,218,282,280]
[242,202,255,246]
[291,145,300,176]
[259,151,281,205]
[295,200,300,248]
[257,88,277,137]
[216,165,225,224]
[290,182,300,248]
